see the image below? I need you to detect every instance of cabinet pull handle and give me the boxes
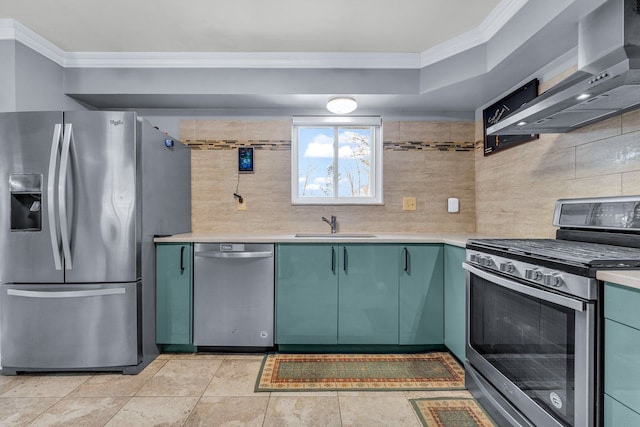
[180,246,185,273]
[404,247,409,272]
[343,247,347,273]
[331,247,336,273]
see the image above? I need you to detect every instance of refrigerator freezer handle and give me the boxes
[47,123,63,271]
[59,123,74,270]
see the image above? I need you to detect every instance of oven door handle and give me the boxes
[463,263,585,312]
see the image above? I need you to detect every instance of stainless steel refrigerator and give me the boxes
[0,111,191,374]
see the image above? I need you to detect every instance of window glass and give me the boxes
[292,117,382,205]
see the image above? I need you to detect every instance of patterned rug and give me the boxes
[254,352,465,391]
[410,397,497,427]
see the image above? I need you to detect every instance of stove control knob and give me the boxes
[470,254,479,263]
[543,273,563,287]
[499,262,515,273]
[525,268,542,281]
[478,256,493,267]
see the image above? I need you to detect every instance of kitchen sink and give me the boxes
[294,233,377,238]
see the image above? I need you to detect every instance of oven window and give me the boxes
[470,274,575,426]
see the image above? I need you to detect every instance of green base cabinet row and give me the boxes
[444,245,466,362]
[154,241,467,356]
[275,243,444,346]
[604,282,640,425]
[156,243,193,345]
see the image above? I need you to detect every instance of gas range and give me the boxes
[466,196,640,301]
[464,196,640,427]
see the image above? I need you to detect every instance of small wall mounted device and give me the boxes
[238,147,254,173]
[448,197,459,213]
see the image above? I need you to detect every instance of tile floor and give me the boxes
[0,353,473,426]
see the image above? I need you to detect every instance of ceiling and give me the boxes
[0,0,501,53]
[0,0,606,118]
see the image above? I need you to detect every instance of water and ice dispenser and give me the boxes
[10,174,42,231]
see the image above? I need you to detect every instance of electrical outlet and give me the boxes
[403,197,417,211]
[237,198,246,211]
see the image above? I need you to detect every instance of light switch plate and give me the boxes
[403,197,417,211]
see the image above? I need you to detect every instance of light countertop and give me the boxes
[156,232,640,290]
[154,232,484,248]
[597,270,640,291]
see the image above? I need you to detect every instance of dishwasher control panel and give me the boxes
[220,243,245,252]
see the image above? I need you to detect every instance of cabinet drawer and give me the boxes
[604,282,640,329]
[605,319,640,412]
[604,394,640,427]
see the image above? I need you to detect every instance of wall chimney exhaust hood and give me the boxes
[487,0,640,135]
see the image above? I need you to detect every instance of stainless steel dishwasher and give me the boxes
[193,243,274,348]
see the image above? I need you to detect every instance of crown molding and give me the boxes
[2,1,527,70]
[63,51,421,69]
[419,0,527,67]
[0,19,65,65]
[0,19,14,40]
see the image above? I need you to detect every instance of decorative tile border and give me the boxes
[184,139,477,152]
[383,140,476,152]
[184,139,291,150]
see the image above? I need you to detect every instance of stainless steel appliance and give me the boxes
[487,0,640,135]
[193,243,274,348]
[464,196,640,427]
[0,111,191,374]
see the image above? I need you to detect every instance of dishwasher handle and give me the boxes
[194,250,273,259]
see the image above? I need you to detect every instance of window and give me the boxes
[291,116,383,205]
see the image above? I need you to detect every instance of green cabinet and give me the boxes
[156,243,193,345]
[275,244,338,344]
[605,394,640,426]
[604,281,640,425]
[399,245,444,345]
[444,244,466,362]
[339,244,399,344]
[275,243,444,346]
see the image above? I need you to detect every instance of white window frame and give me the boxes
[291,116,383,205]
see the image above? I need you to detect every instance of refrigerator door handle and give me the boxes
[47,123,63,271]
[7,288,127,298]
[59,123,74,270]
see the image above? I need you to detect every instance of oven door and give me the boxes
[463,263,595,427]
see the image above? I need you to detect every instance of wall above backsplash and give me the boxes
[181,119,477,234]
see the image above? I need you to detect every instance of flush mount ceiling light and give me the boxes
[327,97,357,114]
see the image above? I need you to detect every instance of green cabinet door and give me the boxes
[444,244,466,361]
[604,318,640,413]
[399,244,444,345]
[604,394,640,427]
[604,282,640,415]
[156,243,193,344]
[276,244,338,344]
[338,244,399,344]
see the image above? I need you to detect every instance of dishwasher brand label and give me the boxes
[220,243,244,251]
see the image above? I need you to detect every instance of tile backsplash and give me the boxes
[182,120,477,233]
[180,108,640,237]
[474,109,640,238]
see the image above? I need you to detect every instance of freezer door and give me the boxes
[0,111,65,284]
[62,111,138,283]
[0,282,139,370]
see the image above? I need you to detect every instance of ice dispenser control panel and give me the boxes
[10,174,42,231]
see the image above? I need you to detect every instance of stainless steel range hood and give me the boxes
[487,0,640,135]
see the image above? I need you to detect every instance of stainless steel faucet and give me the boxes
[322,215,337,234]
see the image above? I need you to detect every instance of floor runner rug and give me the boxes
[410,397,497,427]
[255,352,465,391]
